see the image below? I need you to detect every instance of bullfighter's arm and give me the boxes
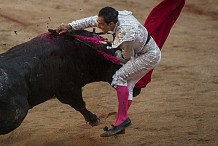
[107,25,136,61]
[68,15,98,30]
[119,41,135,61]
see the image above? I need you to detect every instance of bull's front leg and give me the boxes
[77,107,100,126]
[57,87,100,126]
[0,95,29,135]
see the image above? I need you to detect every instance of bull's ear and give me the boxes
[48,29,58,35]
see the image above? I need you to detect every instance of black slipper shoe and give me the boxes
[100,118,131,137]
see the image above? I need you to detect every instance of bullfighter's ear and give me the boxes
[109,22,116,31]
[109,22,115,26]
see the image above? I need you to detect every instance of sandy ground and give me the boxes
[0,0,218,146]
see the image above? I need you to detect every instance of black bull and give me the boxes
[0,30,124,135]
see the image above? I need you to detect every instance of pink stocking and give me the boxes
[127,100,132,110]
[114,86,129,126]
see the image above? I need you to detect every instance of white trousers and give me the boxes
[127,57,160,100]
[111,37,161,100]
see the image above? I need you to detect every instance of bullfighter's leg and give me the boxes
[57,87,100,126]
[0,96,29,135]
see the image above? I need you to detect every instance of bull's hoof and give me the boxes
[81,109,100,126]
[89,117,100,126]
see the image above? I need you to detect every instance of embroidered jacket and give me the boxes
[68,10,149,60]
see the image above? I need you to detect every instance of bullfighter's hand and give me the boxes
[56,24,72,35]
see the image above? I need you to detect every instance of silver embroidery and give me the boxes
[112,11,150,60]
[111,37,161,87]
[68,15,98,30]
[67,11,161,87]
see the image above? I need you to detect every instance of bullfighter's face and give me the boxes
[97,16,116,34]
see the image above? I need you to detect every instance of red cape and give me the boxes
[135,0,185,88]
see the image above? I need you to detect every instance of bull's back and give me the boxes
[0,34,66,105]
[0,31,120,105]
